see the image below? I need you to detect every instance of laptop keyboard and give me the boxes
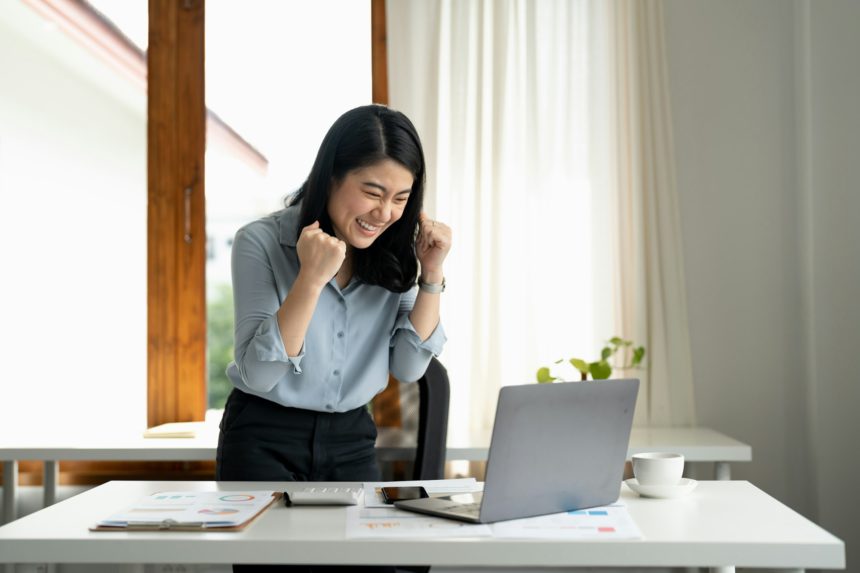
[439,501,480,515]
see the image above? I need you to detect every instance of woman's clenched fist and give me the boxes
[296,221,346,288]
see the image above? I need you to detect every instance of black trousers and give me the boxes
[216,389,394,573]
[216,388,382,482]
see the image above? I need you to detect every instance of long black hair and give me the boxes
[289,105,426,293]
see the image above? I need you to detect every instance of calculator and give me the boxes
[285,486,363,506]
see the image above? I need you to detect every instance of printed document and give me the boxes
[93,491,277,530]
[490,503,643,539]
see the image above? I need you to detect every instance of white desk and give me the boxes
[0,480,843,572]
[1,426,751,524]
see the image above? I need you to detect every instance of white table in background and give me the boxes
[377,426,752,481]
[1,425,751,524]
[0,479,843,572]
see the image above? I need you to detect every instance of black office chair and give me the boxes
[412,357,450,480]
[381,356,450,481]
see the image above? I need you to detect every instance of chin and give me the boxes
[347,235,376,250]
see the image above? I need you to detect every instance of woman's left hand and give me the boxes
[416,212,452,279]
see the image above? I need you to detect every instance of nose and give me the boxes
[374,200,393,223]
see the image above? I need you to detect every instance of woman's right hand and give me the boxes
[296,221,346,288]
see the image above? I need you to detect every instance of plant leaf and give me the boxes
[590,360,612,379]
[632,346,646,365]
[536,367,556,383]
[609,336,624,346]
[600,346,613,360]
[569,358,589,373]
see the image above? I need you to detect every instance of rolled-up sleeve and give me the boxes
[389,288,447,382]
[231,226,304,392]
[250,315,305,372]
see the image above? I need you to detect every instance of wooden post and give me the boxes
[147,0,207,426]
[371,0,389,105]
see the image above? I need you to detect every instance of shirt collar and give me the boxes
[278,202,303,248]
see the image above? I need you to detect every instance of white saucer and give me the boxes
[625,477,697,499]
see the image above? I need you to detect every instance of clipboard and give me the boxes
[90,491,281,532]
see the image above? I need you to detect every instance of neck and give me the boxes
[336,255,353,289]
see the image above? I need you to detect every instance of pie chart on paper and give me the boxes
[220,494,256,502]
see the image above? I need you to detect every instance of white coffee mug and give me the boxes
[632,452,684,486]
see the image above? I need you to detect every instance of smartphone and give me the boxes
[381,486,429,504]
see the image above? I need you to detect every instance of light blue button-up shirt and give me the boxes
[226,203,446,413]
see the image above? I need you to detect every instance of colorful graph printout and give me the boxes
[95,491,277,530]
[490,504,643,539]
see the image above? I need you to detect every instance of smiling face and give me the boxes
[327,159,415,250]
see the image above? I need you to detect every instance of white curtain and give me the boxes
[599,0,696,426]
[387,0,695,442]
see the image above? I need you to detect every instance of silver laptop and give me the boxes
[395,379,639,523]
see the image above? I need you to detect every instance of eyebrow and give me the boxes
[362,182,411,196]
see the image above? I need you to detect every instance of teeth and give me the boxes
[357,218,379,232]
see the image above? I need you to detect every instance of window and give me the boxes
[1,0,373,441]
[0,0,147,437]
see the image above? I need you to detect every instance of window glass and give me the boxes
[0,0,146,436]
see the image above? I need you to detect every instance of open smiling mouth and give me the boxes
[356,218,382,233]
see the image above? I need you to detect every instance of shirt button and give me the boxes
[333,370,340,376]
[337,331,344,338]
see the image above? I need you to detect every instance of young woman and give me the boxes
[216,106,450,569]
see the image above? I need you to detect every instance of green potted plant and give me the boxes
[536,337,645,382]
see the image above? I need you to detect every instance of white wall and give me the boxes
[664,0,860,560]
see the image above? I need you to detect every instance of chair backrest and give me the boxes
[412,357,450,480]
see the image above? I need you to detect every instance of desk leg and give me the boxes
[43,461,58,507]
[2,460,17,524]
[715,461,732,480]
